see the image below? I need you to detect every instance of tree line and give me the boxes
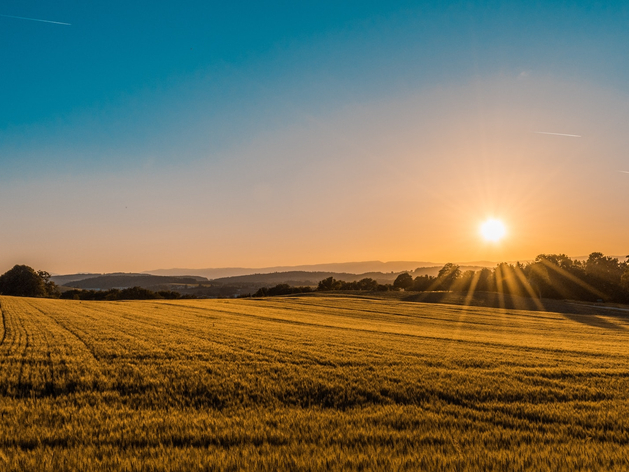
[257,252,629,303]
[60,287,195,301]
[0,265,194,300]
[0,265,60,298]
[2,252,628,303]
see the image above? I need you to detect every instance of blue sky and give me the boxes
[3,1,628,174]
[1,1,628,272]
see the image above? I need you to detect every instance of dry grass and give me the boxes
[1,294,629,470]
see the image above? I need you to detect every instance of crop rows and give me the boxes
[1,295,629,470]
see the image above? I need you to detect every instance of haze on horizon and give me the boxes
[1,1,628,275]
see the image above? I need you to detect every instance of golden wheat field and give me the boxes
[1,294,629,471]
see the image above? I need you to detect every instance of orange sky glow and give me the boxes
[1,75,627,274]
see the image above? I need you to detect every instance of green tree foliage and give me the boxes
[0,265,59,298]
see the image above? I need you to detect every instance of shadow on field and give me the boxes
[402,291,542,311]
[397,291,629,320]
[561,313,626,330]
[400,291,587,312]
[293,291,629,323]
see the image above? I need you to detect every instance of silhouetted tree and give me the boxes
[393,273,413,290]
[60,286,196,301]
[318,277,343,291]
[474,268,493,292]
[436,263,461,290]
[411,275,433,291]
[253,284,313,297]
[311,252,629,302]
[621,262,629,293]
[157,290,183,300]
[529,255,589,300]
[526,262,550,298]
[585,252,624,297]
[37,270,61,298]
[357,278,379,291]
[493,263,527,296]
[456,270,476,292]
[0,265,52,298]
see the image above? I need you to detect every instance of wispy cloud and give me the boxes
[534,131,582,138]
[620,171,629,174]
[0,13,71,26]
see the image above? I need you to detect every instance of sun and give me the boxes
[480,219,507,242]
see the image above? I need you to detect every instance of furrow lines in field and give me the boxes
[157,306,510,365]
[14,311,33,394]
[28,302,102,364]
[263,297,550,331]
[22,300,99,390]
[44,302,158,360]
[199,304,606,360]
[0,298,27,356]
[0,299,27,394]
[33,314,56,393]
[100,308,210,355]
[0,298,51,396]
[166,306,389,365]
[0,301,6,347]
[37,301,253,367]
[65,301,380,367]
[108,300,628,372]
[133,321,274,362]
[241,298,629,356]
[1,295,629,470]
[272,296,560,326]
[78,302,276,362]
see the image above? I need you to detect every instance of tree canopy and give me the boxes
[308,253,629,303]
[0,265,59,298]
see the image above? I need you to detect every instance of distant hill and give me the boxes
[144,261,449,279]
[54,270,411,297]
[54,265,491,295]
[143,260,512,280]
[211,271,400,286]
[63,273,208,291]
[50,256,627,297]
[210,266,490,287]
[50,273,103,285]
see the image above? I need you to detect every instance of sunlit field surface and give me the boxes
[1,295,629,471]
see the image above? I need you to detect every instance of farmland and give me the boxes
[1,295,629,471]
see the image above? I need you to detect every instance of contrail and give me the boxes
[535,131,582,138]
[0,14,71,26]
[620,171,629,174]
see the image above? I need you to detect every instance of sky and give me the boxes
[1,1,628,274]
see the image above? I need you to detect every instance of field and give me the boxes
[1,295,629,471]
